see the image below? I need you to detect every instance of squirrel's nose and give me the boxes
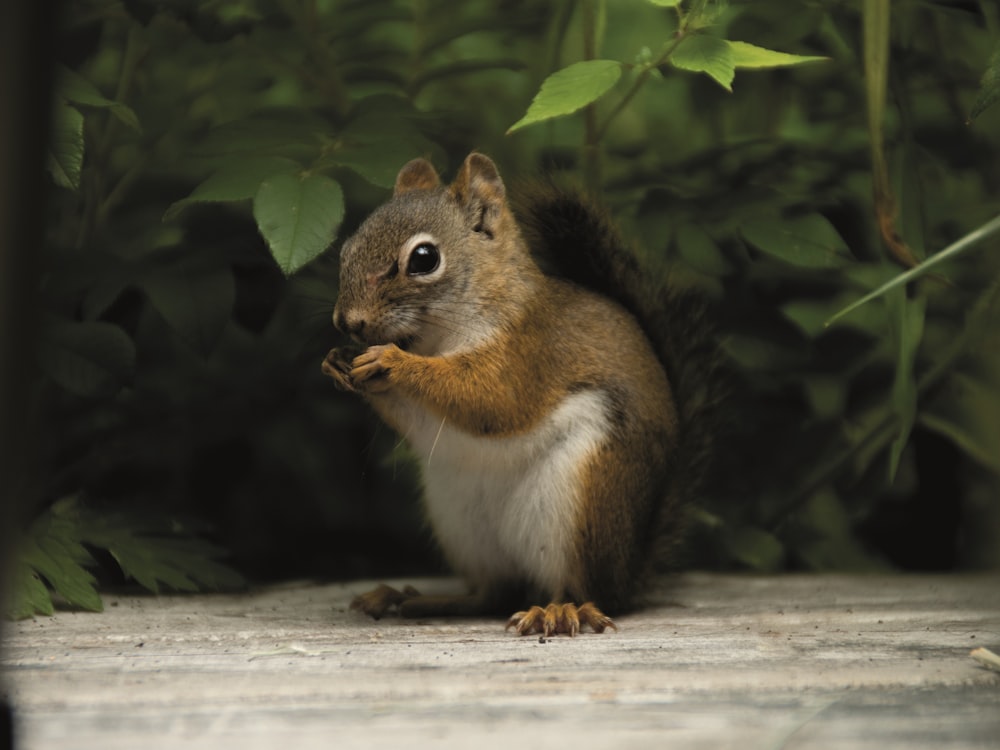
[333,307,367,338]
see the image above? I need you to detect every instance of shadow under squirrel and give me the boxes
[323,152,720,636]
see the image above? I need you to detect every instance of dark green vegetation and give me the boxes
[9,0,1000,617]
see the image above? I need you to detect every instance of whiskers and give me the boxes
[393,299,498,350]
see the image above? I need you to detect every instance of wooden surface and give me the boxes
[2,573,999,749]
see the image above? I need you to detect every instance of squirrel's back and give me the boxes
[513,183,723,565]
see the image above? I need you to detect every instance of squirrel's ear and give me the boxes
[394,158,441,196]
[449,152,506,237]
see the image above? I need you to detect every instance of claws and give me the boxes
[322,344,400,394]
[505,602,617,637]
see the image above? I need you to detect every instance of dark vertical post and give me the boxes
[0,1,57,746]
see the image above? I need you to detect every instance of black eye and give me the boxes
[407,242,440,276]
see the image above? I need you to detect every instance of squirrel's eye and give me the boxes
[407,242,440,276]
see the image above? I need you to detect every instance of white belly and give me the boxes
[389,390,611,596]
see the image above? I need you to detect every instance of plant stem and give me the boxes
[581,0,601,190]
[594,31,687,144]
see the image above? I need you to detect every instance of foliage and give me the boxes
[8,498,244,620]
[20,0,1000,612]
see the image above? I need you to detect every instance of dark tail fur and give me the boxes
[513,183,724,567]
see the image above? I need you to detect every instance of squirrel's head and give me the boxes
[334,152,533,356]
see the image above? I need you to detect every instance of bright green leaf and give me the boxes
[741,214,852,268]
[253,172,345,276]
[969,42,1000,121]
[727,40,827,69]
[507,60,623,134]
[47,101,84,190]
[647,0,682,6]
[164,156,301,221]
[37,318,135,397]
[670,34,735,91]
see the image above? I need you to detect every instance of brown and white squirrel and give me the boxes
[322,152,719,636]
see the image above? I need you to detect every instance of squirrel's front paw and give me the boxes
[350,344,402,393]
[321,347,357,391]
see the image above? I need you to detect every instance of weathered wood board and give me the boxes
[3,574,999,749]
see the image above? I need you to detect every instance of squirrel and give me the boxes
[322,152,719,636]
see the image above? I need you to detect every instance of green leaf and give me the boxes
[507,60,623,134]
[164,156,301,221]
[741,214,852,268]
[670,34,735,91]
[7,563,55,619]
[969,43,1000,121]
[727,526,785,571]
[13,500,103,616]
[886,289,925,481]
[675,223,732,276]
[921,353,1000,474]
[56,65,140,131]
[37,318,136,397]
[727,40,827,69]
[647,0,682,6]
[47,101,84,190]
[826,213,1000,326]
[79,513,245,595]
[141,267,235,355]
[253,172,345,276]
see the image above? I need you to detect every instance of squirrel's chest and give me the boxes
[387,390,611,591]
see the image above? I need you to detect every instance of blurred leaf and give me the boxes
[47,101,84,190]
[741,214,852,268]
[507,60,624,133]
[671,34,734,91]
[675,223,732,276]
[886,289,925,480]
[37,318,135,397]
[721,332,807,370]
[922,353,1000,474]
[80,513,245,594]
[783,295,884,338]
[253,172,345,275]
[193,109,329,159]
[727,526,784,571]
[648,0,682,6]
[727,40,827,69]
[969,43,1000,122]
[56,64,141,131]
[803,376,846,420]
[329,102,437,188]
[790,489,888,571]
[164,156,301,221]
[142,267,236,355]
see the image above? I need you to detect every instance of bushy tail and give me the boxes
[513,184,725,561]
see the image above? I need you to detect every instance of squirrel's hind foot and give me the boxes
[349,583,422,619]
[506,602,617,637]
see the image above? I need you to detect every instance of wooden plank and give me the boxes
[2,574,999,749]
